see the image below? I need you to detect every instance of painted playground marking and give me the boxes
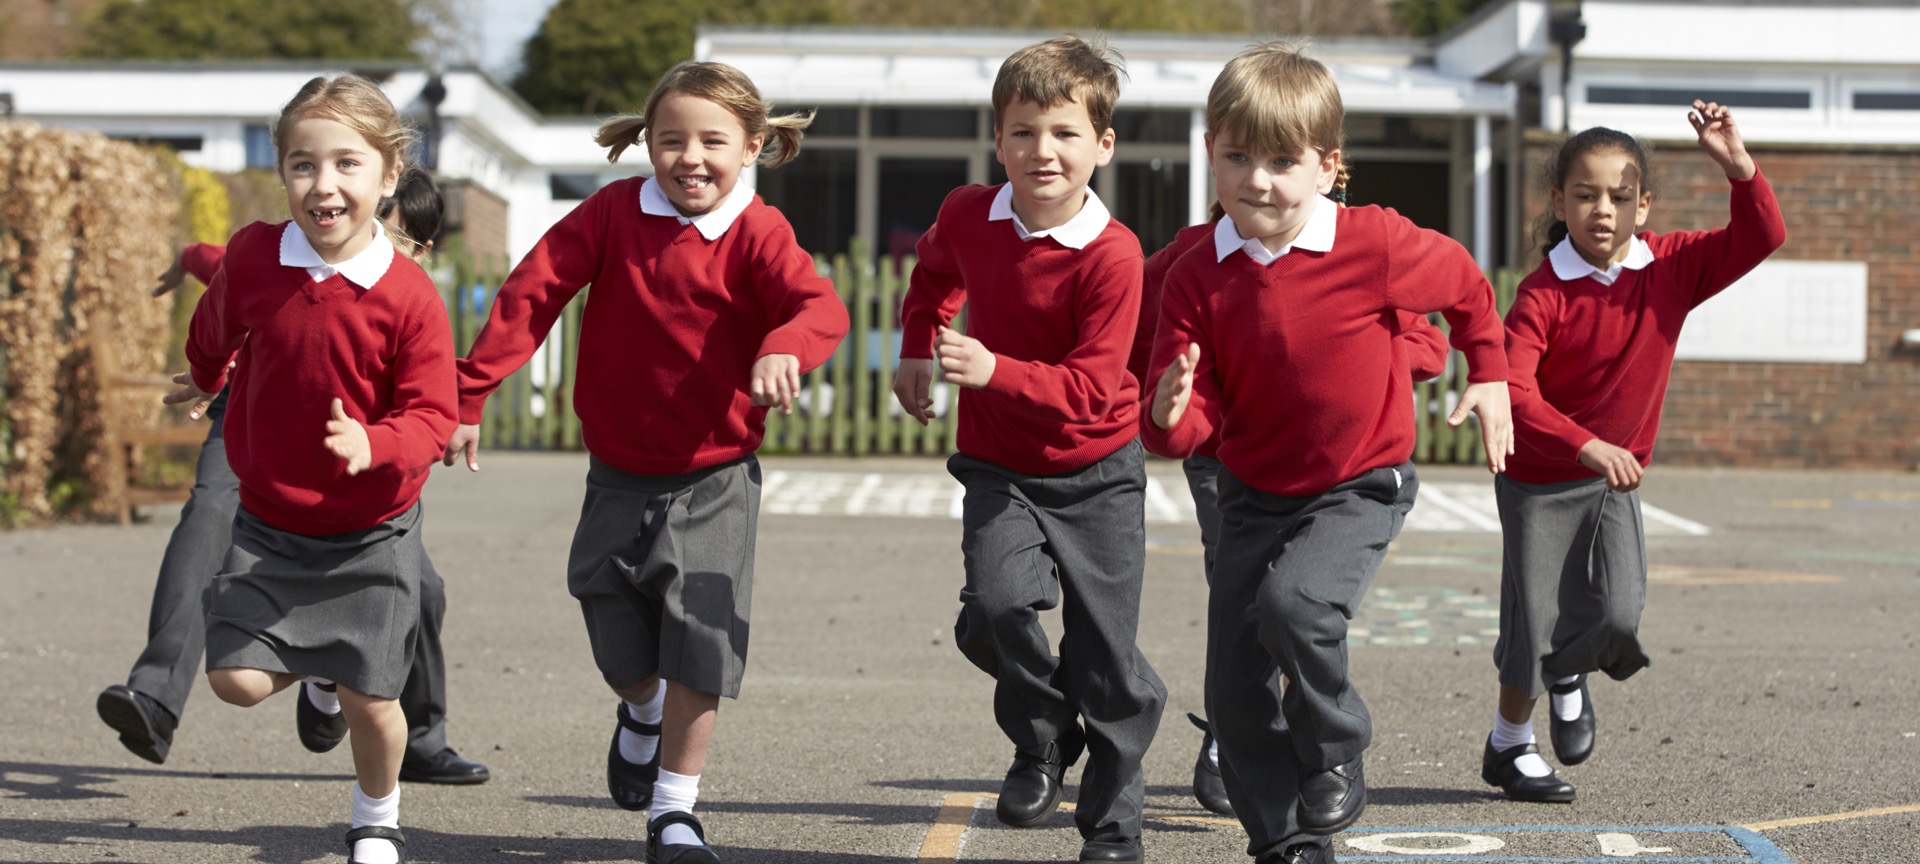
[910,792,1919,863]
[763,473,1710,536]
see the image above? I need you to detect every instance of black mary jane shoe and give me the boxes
[296,681,348,754]
[345,825,406,864]
[609,701,662,811]
[1258,841,1335,864]
[647,811,721,864]
[1547,675,1596,766]
[1480,738,1576,803]
[1296,757,1366,835]
[1079,835,1143,863]
[995,727,1083,828]
[1187,713,1234,816]
[97,685,176,765]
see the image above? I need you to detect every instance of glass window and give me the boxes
[1855,91,1920,111]
[1344,116,1452,149]
[798,106,860,137]
[1109,110,1190,144]
[1588,86,1810,110]
[1113,159,1190,255]
[549,173,603,201]
[871,108,977,139]
[1345,160,1450,234]
[879,157,969,265]
[244,123,275,169]
[756,148,857,258]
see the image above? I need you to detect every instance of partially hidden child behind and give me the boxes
[167,75,457,864]
[892,34,1164,864]
[1141,42,1512,864]
[1479,101,1785,804]
[441,61,848,864]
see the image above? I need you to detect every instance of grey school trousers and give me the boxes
[1207,462,1416,858]
[118,390,457,758]
[948,439,1167,842]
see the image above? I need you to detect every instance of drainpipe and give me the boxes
[1548,2,1587,133]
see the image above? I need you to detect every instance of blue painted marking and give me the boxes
[1724,827,1795,864]
[1333,825,1793,863]
[1343,858,1744,863]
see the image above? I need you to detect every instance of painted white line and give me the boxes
[1144,476,1184,524]
[947,484,965,520]
[1415,483,1505,533]
[1641,502,1711,536]
[844,473,884,515]
[762,470,788,498]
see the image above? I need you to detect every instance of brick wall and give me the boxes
[1520,135,1920,469]
[442,179,509,271]
[0,0,97,60]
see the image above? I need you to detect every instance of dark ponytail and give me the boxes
[1537,126,1654,255]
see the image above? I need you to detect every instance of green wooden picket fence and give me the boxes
[441,238,1517,464]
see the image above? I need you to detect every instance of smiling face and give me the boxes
[647,92,764,217]
[1552,148,1653,269]
[993,97,1115,231]
[280,116,400,265]
[1208,132,1339,253]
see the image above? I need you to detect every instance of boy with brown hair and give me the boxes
[893,33,1164,864]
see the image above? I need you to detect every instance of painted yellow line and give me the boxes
[1744,802,1920,831]
[917,793,985,864]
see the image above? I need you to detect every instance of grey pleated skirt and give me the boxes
[1492,474,1651,698]
[204,503,424,699]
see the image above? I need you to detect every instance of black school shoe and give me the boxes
[1480,738,1576,803]
[345,825,405,864]
[609,701,663,811]
[400,748,491,785]
[647,811,721,864]
[296,681,348,753]
[96,685,177,765]
[1186,713,1234,816]
[1258,841,1335,864]
[995,728,1083,828]
[1295,757,1366,835]
[1547,675,1596,765]
[1079,836,1143,863]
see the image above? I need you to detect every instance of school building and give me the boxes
[1,0,1913,467]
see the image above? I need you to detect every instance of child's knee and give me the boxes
[206,669,268,706]
[611,677,663,703]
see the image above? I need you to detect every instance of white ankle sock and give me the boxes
[306,679,340,715]
[349,783,401,864]
[1490,712,1551,778]
[651,769,704,847]
[619,688,665,765]
[1550,675,1584,722]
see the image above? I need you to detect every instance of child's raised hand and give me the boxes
[1450,380,1514,474]
[892,358,936,426]
[1688,100,1756,181]
[153,251,188,298]
[161,371,218,420]
[323,398,373,476]
[934,325,996,389]
[1151,343,1201,430]
[443,423,482,472]
[1577,438,1644,492]
[749,353,802,415]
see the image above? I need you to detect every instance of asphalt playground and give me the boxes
[4,453,1917,863]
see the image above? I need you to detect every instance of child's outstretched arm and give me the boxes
[1381,219,1511,473]
[1449,380,1513,474]
[1689,100,1755,181]
[1666,101,1787,308]
[896,193,971,426]
[177,266,246,417]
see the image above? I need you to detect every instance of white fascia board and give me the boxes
[1578,1,1920,66]
[1435,0,1551,80]
[1,66,327,118]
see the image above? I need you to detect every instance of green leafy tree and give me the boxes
[1392,0,1496,37]
[512,0,845,116]
[75,0,422,61]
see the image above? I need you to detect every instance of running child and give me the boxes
[1480,102,1784,803]
[1142,42,1512,864]
[894,34,1164,864]
[101,168,488,787]
[167,74,457,864]
[442,61,848,864]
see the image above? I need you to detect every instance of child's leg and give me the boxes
[1542,487,1650,683]
[1484,475,1586,800]
[640,680,722,850]
[1181,455,1234,817]
[339,687,406,864]
[206,667,302,707]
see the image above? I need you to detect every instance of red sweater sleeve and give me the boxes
[180,243,226,286]
[185,266,244,394]
[1139,263,1217,458]
[899,193,970,361]
[749,216,849,372]
[362,290,459,476]
[1396,311,1451,382]
[455,190,606,423]
[1504,282,1595,463]
[1382,216,1507,382]
[982,246,1142,424]
[1657,169,1788,308]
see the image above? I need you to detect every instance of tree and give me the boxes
[1391,0,1497,37]
[512,0,845,117]
[75,0,422,61]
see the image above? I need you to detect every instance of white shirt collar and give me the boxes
[280,220,394,289]
[987,183,1111,250]
[640,176,754,241]
[1213,195,1338,265]
[1548,234,1655,285]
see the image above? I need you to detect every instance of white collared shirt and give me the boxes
[987,183,1112,250]
[640,176,755,241]
[1547,234,1654,285]
[1214,195,1338,265]
[280,220,394,289]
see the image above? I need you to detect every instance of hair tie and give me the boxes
[1331,185,1348,205]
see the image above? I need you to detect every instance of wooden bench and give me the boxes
[89,315,207,524]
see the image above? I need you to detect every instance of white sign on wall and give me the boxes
[1676,260,1869,363]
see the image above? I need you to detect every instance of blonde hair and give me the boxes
[992,34,1126,135]
[1207,41,1344,170]
[594,61,811,167]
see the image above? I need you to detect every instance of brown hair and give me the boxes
[595,61,812,168]
[992,34,1126,135]
[272,75,414,182]
[1206,41,1343,168]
